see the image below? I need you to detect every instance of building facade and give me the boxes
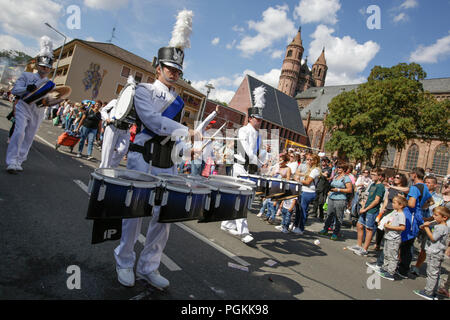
[25,39,205,128]
[296,79,450,177]
[277,27,328,97]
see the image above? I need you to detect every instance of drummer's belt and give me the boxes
[129,135,175,169]
[111,120,130,130]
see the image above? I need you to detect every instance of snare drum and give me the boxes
[86,168,161,219]
[114,83,137,124]
[266,177,286,195]
[23,80,55,105]
[157,179,211,223]
[198,180,253,223]
[284,180,302,196]
[208,175,256,191]
[239,174,267,193]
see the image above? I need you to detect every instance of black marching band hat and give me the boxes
[37,36,54,69]
[158,10,193,73]
[248,86,266,119]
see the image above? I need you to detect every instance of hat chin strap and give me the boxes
[159,62,177,84]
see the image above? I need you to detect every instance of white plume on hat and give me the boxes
[127,75,136,85]
[39,36,54,58]
[253,86,267,109]
[168,10,194,49]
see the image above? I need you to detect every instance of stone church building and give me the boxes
[277,28,449,178]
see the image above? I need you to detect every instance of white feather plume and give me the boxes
[168,10,194,49]
[39,36,54,58]
[253,86,267,109]
[127,75,136,85]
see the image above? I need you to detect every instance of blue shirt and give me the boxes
[329,175,351,200]
[407,183,432,217]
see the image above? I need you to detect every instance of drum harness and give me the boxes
[128,93,184,169]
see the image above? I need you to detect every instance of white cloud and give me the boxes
[308,25,380,85]
[271,50,284,59]
[232,25,245,33]
[393,13,408,23]
[0,34,37,56]
[236,5,296,57]
[84,0,130,10]
[211,37,220,46]
[293,0,341,25]
[400,0,419,9]
[0,0,63,42]
[191,69,281,104]
[409,32,450,64]
[226,40,237,50]
[85,36,96,42]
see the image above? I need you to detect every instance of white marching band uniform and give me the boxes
[221,122,263,243]
[114,80,188,286]
[99,99,131,169]
[6,73,47,170]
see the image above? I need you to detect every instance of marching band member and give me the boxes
[99,77,135,169]
[6,36,54,174]
[220,86,266,244]
[113,10,194,290]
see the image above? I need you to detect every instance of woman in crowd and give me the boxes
[318,162,353,240]
[291,153,322,235]
[74,101,102,160]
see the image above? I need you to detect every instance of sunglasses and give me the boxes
[395,176,401,179]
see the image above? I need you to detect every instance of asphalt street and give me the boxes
[0,100,448,302]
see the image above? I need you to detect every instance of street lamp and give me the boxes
[198,83,215,122]
[45,22,67,82]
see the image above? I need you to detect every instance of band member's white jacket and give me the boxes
[221,122,263,238]
[114,80,188,276]
[99,99,130,169]
[6,72,48,167]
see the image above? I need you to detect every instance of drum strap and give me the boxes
[130,95,184,169]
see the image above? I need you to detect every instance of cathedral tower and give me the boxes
[311,47,327,87]
[277,27,304,97]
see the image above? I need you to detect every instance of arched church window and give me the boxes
[405,144,419,171]
[287,50,292,57]
[432,145,449,176]
[318,69,321,77]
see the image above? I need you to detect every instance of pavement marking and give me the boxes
[175,222,251,267]
[73,179,89,193]
[35,134,56,149]
[137,234,182,272]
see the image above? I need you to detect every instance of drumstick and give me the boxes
[201,122,227,150]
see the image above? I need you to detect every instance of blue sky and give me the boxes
[1,0,449,102]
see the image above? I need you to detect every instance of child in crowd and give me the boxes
[378,195,407,281]
[276,198,297,233]
[414,206,450,300]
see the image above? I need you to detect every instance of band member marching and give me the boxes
[220,86,267,244]
[98,76,135,169]
[113,10,195,289]
[6,36,54,174]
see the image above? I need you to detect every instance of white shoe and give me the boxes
[116,267,135,287]
[292,227,304,235]
[275,225,283,231]
[136,270,169,290]
[289,223,294,231]
[347,245,363,253]
[241,234,254,244]
[6,164,17,174]
[221,226,240,236]
[15,164,23,172]
[256,212,263,217]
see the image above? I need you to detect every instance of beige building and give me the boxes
[26,39,205,128]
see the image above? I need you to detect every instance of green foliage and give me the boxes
[325,62,444,167]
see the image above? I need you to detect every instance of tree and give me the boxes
[324,62,447,168]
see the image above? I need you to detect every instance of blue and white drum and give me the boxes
[23,80,55,104]
[198,180,253,223]
[157,173,186,181]
[239,174,267,193]
[284,180,302,196]
[266,177,286,195]
[86,168,161,219]
[157,179,211,223]
[208,175,256,191]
